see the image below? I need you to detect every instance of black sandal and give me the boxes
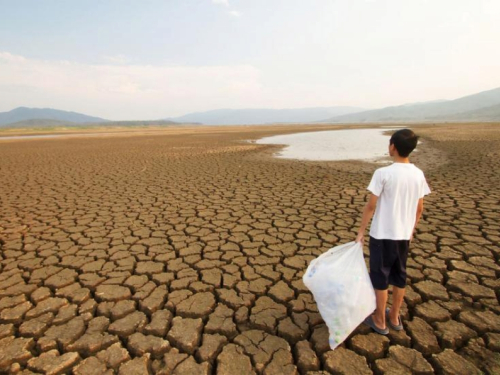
[363,315,389,335]
[386,308,403,331]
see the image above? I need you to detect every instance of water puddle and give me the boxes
[255,128,392,162]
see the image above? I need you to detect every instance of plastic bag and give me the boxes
[303,241,376,350]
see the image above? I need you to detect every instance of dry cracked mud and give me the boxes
[1,123,499,374]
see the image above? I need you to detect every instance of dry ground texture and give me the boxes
[0,123,499,374]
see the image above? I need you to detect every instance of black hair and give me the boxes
[390,129,419,157]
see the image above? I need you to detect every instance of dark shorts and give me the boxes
[369,236,410,290]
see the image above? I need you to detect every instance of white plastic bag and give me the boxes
[303,241,376,350]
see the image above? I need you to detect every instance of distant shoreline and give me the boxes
[1,122,498,139]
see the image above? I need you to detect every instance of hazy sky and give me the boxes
[1,0,499,120]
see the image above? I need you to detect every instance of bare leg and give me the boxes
[389,286,405,325]
[372,288,388,329]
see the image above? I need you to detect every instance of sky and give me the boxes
[0,0,499,120]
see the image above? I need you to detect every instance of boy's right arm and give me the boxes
[411,198,424,241]
[355,194,378,244]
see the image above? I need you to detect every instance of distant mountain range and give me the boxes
[1,86,500,127]
[1,118,181,129]
[165,107,365,125]
[1,119,75,128]
[0,108,184,128]
[0,107,107,126]
[439,102,500,121]
[320,86,500,123]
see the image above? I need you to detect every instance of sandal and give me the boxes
[385,308,403,331]
[363,315,389,335]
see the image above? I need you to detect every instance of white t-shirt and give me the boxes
[368,163,431,240]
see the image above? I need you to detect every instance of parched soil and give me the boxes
[0,123,499,374]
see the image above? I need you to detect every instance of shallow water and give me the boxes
[256,128,391,162]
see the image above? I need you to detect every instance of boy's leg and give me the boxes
[388,286,405,325]
[368,237,392,330]
[387,239,409,325]
[373,289,388,328]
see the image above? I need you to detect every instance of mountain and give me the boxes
[432,102,500,121]
[400,99,449,106]
[167,107,365,125]
[321,87,500,123]
[90,120,181,127]
[0,107,107,126]
[4,86,500,127]
[0,119,77,128]
[0,119,184,129]
[1,118,182,129]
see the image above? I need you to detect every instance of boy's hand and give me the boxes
[355,232,364,244]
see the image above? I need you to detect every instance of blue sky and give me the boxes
[1,0,499,120]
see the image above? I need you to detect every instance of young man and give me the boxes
[355,129,431,335]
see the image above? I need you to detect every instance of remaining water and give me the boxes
[255,128,391,162]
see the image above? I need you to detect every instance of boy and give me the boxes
[355,128,431,334]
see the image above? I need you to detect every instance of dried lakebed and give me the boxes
[0,124,499,374]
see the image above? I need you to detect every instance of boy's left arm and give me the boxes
[411,198,425,241]
[355,194,378,244]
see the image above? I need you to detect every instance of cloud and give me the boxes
[0,52,262,120]
[212,0,229,6]
[211,0,242,18]
[0,52,27,63]
[103,55,129,64]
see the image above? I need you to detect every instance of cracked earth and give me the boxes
[0,124,499,374]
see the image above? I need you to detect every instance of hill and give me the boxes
[167,107,365,125]
[0,118,183,129]
[0,107,107,126]
[91,120,182,127]
[321,87,500,123]
[0,119,77,128]
[432,102,500,121]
